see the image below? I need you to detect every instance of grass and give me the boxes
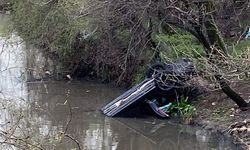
[154,32,205,60]
[170,96,197,124]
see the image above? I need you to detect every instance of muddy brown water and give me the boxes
[0,13,243,150]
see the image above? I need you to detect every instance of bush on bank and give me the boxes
[10,0,151,84]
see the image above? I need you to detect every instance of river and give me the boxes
[0,13,242,150]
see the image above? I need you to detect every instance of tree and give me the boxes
[107,0,249,110]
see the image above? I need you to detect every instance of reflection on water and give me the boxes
[0,13,242,150]
[23,81,239,150]
[0,16,25,99]
[26,81,124,150]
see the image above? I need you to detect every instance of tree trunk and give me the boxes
[215,75,249,110]
[203,1,228,56]
[146,17,161,62]
[155,1,248,110]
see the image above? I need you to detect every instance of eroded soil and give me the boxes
[194,80,250,149]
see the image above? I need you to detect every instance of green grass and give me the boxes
[154,32,205,60]
[169,96,197,124]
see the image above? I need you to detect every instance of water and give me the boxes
[0,13,242,150]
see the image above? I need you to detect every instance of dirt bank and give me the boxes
[194,81,250,149]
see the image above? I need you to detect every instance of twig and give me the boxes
[0,131,45,150]
[64,89,72,134]
[64,134,82,150]
[62,89,82,150]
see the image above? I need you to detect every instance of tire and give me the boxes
[146,63,165,78]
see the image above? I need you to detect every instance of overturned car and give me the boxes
[101,58,202,118]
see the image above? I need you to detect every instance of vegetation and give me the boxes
[9,0,154,84]
[155,33,205,59]
[6,0,250,110]
[12,0,94,73]
[0,13,12,36]
[4,0,250,106]
[1,0,250,149]
[169,96,197,124]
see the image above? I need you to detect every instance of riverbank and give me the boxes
[193,80,250,150]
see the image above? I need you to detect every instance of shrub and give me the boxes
[169,96,197,124]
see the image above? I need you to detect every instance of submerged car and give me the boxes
[101,58,201,118]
